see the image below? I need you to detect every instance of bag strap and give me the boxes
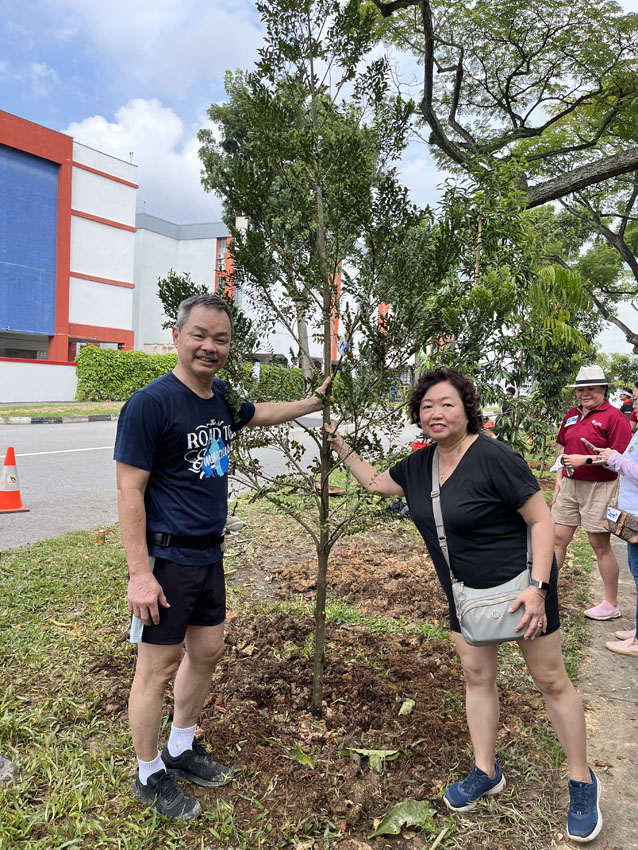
[430,447,532,584]
[431,448,456,584]
[608,476,620,509]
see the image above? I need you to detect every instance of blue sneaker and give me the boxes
[443,759,506,811]
[567,769,602,843]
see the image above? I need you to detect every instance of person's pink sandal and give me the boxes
[614,629,636,640]
[605,636,638,657]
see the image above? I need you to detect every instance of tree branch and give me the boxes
[371,0,419,17]
[526,148,638,208]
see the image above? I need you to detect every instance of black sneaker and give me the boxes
[132,769,201,820]
[161,740,234,788]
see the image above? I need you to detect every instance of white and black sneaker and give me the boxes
[132,769,201,820]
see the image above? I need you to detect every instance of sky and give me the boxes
[1,0,636,227]
[0,0,441,223]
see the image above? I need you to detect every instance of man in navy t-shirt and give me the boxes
[114,294,329,820]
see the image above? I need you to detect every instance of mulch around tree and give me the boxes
[91,519,582,849]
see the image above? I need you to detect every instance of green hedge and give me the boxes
[252,362,304,401]
[75,346,305,402]
[75,347,178,401]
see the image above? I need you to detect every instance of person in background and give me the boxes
[553,365,631,621]
[501,386,516,415]
[591,385,638,657]
[325,368,602,844]
[630,383,638,434]
[618,389,633,419]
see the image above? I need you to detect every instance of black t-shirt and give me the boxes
[620,400,633,418]
[389,435,539,602]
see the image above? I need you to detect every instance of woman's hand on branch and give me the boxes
[324,420,345,453]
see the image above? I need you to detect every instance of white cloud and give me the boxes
[399,143,446,210]
[64,98,222,223]
[54,16,80,41]
[43,0,262,98]
[30,61,59,96]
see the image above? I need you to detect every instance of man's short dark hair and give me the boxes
[505,386,516,395]
[176,295,233,332]
[408,368,484,434]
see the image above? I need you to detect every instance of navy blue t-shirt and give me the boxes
[114,372,255,565]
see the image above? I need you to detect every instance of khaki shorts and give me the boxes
[551,477,616,534]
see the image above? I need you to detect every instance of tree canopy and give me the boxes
[370,0,638,346]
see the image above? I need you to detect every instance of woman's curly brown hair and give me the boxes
[408,368,484,434]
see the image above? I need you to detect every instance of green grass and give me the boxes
[560,530,596,680]
[0,401,125,422]
[0,510,597,850]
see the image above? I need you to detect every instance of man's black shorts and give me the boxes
[139,557,225,645]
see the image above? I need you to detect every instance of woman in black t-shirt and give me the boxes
[325,369,601,843]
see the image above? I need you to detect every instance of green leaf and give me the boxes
[287,744,315,768]
[347,747,399,772]
[398,698,415,716]
[369,799,436,837]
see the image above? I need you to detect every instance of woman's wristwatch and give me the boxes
[585,456,593,465]
[530,578,550,592]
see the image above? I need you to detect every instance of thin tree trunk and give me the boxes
[311,515,330,717]
[307,7,334,718]
[296,308,314,389]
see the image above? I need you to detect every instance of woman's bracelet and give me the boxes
[530,586,547,601]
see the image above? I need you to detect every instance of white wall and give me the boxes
[71,167,137,225]
[71,216,135,286]
[69,277,133,328]
[0,361,77,403]
[73,142,138,186]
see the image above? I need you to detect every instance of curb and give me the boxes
[3,414,120,425]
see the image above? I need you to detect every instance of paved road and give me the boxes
[1,416,419,552]
[2,416,375,551]
[1,421,120,551]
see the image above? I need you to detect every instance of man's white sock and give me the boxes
[137,751,165,785]
[167,723,197,758]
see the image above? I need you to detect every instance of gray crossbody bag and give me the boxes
[431,448,532,647]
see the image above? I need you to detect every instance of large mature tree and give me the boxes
[197,0,561,715]
[370,0,638,204]
[370,0,638,346]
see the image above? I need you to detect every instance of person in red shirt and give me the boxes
[553,365,632,620]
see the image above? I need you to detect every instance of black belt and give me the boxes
[147,532,225,550]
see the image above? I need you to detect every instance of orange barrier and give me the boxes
[0,447,30,513]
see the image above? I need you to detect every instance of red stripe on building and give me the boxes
[71,271,135,289]
[71,209,136,232]
[72,160,139,188]
[331,264,343,363]
[68,323,135,349]
[0,357,76,367]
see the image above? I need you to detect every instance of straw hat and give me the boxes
[568,365,608,388]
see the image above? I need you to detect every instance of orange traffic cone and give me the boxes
[0,447,30,513]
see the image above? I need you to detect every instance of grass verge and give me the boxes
[0,401,125,422]
[0,508,595,849]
